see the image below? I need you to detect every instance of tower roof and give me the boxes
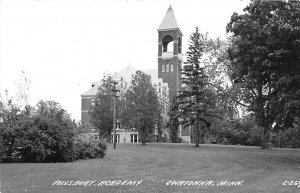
[158,5,181,34]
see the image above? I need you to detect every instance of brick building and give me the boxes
[81,66,171,143]
[157,5,191,142]
[81,5,191,143]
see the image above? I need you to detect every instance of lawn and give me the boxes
[1,143,300,193]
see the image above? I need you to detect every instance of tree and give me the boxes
[15,71,31,109]
[226,0,300,149]
[168,97,181,143]
[89,75,122,141]
[177,27,221,147]
[123,71,161,145]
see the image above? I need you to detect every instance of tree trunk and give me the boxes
[278,130,281,148]
[195,121,200,147]
[201,127,205,144]
[261,126,271,149]
[141,129,146,146]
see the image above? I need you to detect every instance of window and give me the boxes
[131,134,138,143]
[171,64,174,72]
[162,64,165,72]
[90,99,95,107]
[166,64,169,72]
[111,134,120,143]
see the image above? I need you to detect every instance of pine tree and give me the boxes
[168,97,181,143]
[177,27,219,147]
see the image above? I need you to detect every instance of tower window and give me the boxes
[162,64,165,72]
[167,41,174,52]
[162,35,174,53]
[171,64,174,72]
[166,64,169,72]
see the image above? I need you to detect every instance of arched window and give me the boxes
[170,64,174,72]
[166,64,169,72]
[167,41,174,52]
[162,35,174,52]
[162,64,165,72]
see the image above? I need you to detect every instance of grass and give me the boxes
[1,143,300,193]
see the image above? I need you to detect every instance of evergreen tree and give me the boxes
[168,97,181,143]
[177,27,220,147]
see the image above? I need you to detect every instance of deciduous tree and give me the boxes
[123,71,161,145]
[226,0,300,148]
[89,75,121,141]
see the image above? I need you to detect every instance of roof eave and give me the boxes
[158,28,183,36]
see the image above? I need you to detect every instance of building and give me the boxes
[157,6,191,142]
[158,5,183,103]
[80,5,192,143]
[81,66,171,142]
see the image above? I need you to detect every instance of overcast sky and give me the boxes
[0,0,249,121]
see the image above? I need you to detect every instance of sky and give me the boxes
[0,0,250,121]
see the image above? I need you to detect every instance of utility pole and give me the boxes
[111,80,119,149]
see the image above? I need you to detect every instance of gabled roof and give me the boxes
[158,5,181,34]
[81,66,165,98]
[112,66,136,83]
[81,81,102,97]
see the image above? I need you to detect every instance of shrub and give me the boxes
[74,133,107,159]
[170,135,182,143]
[0,101,75,163]
[0,100,107,163]
[0,114,75,163]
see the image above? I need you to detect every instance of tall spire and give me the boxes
[158,5,180,31]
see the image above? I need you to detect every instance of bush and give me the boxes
[170,135,182,143]
[74,133,107,159]
[0,100,107,163]
[0,112,76,163]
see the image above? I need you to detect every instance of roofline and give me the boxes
[158,28,183,36]
[80,95,96,98]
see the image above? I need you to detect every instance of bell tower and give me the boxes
[158,5,183,103]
